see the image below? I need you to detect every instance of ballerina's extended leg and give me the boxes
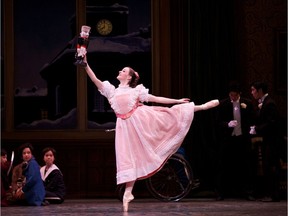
[123,181,135,212]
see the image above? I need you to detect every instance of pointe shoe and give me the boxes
[202,99,219,110]
[123,193,134,212]
[123,201,129,212]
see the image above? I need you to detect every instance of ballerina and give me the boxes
[83,56,219,212]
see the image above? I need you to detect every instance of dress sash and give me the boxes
[116,102,141,120]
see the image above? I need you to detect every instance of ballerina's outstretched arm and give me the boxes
[148,95,190,104]
[194,99,219,112]
[83,56,104,90]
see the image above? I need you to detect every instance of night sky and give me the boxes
[14,0,150,90]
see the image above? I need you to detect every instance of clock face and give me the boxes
[96,19,113,36]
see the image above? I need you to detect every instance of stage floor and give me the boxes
[1,198,287,216]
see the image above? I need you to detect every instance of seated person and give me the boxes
[11,163,25,192]
[1,149,11,207]
[12,143,45,206]
[40,147,65,204]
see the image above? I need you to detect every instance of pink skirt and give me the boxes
[115,102,195,185]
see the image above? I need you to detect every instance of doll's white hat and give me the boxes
[81,25,91,32]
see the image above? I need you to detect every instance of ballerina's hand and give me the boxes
[179,98,190,103]
[83,55,87,63]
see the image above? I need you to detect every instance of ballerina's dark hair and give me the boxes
[128,67,140,88]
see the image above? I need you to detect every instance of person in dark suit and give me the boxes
[215,81,255,200]
[250,81,281,202]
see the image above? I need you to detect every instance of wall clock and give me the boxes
[96,19,113,36]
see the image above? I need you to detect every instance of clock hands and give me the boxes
[97,19,112,35]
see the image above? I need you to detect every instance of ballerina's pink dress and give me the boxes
[99,81,195,185]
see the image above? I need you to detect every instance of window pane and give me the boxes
[14,0,77,129]
[85,0,152,129]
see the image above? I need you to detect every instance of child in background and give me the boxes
[13,143,45,206]
[40,147,66,204]
[1,149,11,206]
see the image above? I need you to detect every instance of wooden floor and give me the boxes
[1,198,287,216]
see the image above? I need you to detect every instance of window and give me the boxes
[13,0,77,129]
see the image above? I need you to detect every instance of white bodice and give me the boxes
[99,81,149,115]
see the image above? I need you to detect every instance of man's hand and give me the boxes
[228,120,238,128]
[249,126,256,135]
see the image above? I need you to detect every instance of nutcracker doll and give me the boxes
[74,25,91,67]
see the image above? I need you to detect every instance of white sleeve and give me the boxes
[98,81,115,99]
[136,84,149,102]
